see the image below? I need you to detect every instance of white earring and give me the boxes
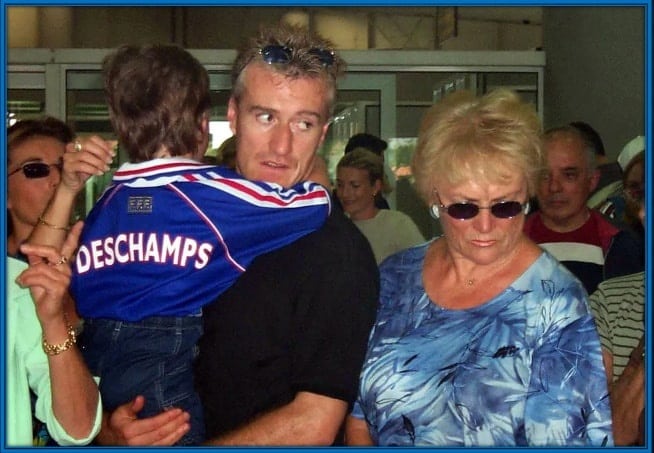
[429,204,440,219]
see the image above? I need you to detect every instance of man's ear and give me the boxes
[227,97,238,135]
[589,168,600,193]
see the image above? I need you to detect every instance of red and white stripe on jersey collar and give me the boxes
[112,159,212,180]
[200,175,331,210]
[112,158,332,211]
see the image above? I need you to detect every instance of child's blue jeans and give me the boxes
[80,315,205,446]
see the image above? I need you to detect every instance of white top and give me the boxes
[353,209,426,265]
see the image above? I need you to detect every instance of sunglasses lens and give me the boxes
[491,201,524,218]
[446,203,480,219]
[261,45,292,64]
[23,163,51,179]
[308,48,335,66]
[443,201,524,219]
[261,46,335,67]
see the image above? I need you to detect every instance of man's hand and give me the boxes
[97,395,191,446]
[610,338,645,445]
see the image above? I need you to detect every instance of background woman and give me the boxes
[336,148,425,264]
[7,117,72,262]
[345,89,612,446]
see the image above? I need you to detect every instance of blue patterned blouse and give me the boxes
[351,241,613,446]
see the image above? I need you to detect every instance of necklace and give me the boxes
[462,241,523,288]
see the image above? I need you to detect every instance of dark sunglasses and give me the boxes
[8,161,63,179]
[438,200,529,220]
[260,45,335,67]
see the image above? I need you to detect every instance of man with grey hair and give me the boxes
[524,125,620,294]
[194,23,379,445]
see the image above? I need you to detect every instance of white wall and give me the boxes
[543,6,644,159]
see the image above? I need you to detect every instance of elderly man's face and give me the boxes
[537,134,599,232]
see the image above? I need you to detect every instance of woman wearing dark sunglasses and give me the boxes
[7,117,72,263]
[345,89,613,446]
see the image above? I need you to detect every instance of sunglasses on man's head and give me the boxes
[8,162,62,179]
[437,200,528,220]
[260,45,335,67]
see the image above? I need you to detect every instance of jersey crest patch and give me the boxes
[128,196,153,213]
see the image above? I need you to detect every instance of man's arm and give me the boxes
[600,347,614,384]
[205,391,346,445]
[344,415,374,445]
[28,136,115,249]
[608,339,645,446]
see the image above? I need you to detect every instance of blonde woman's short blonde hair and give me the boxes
[412,89,543,204]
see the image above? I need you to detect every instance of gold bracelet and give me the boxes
[37,215,71,232]
[42,323,77,356]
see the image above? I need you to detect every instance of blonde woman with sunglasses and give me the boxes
[345,89,613,446]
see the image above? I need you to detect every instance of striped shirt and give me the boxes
[524,210,619,295]
[589,271,645,381]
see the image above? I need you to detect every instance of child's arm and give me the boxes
[28,136,116,250]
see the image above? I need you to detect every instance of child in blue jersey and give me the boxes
[67,44,331,445]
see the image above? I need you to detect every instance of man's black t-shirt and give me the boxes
[195,207,379,439]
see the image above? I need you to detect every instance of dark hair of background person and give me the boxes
[344,133,388,156]
[569,121,606,157]
[336,136,391,210]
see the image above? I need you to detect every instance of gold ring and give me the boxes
[52,255,68,266]
[74,140,82,153]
